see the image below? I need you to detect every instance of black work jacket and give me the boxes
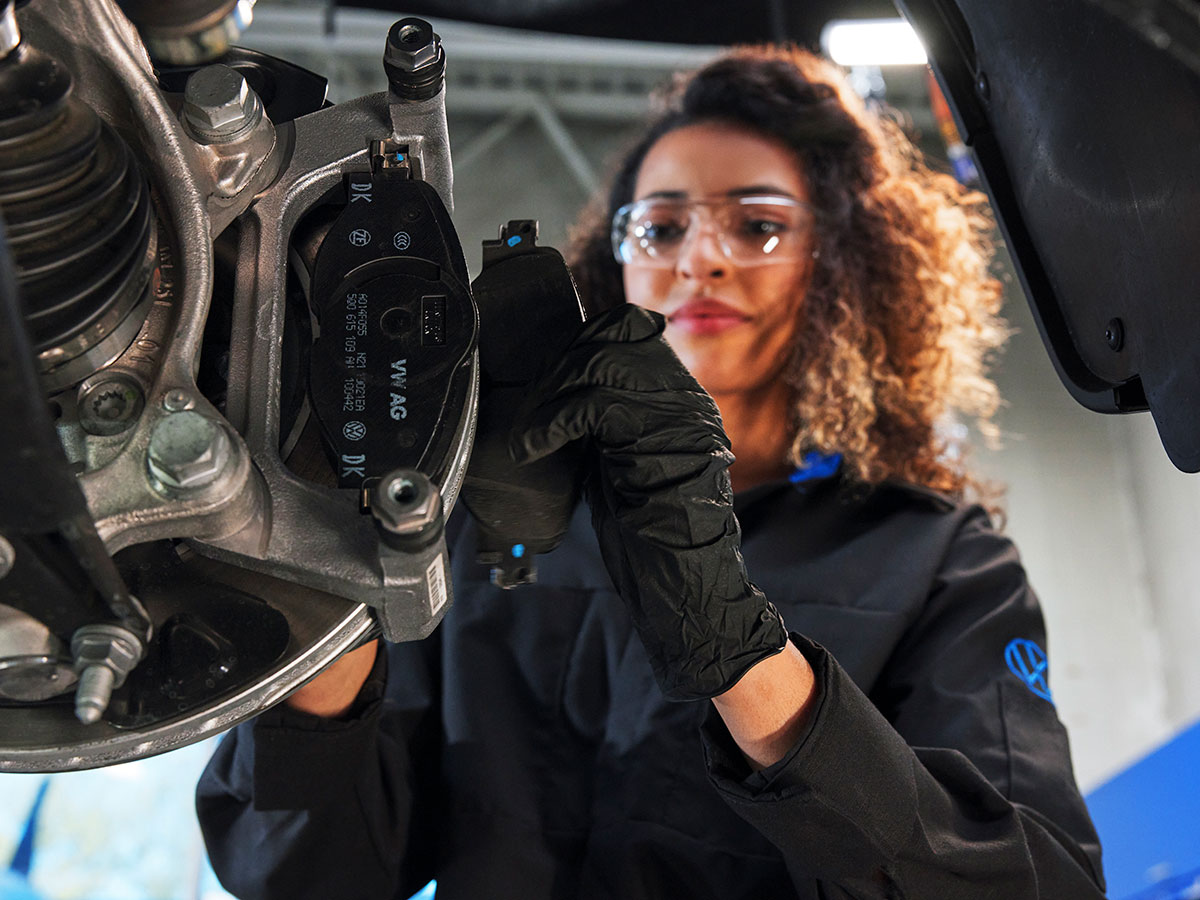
[197,475,1107,900]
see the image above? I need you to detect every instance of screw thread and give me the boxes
[74,665,116,724]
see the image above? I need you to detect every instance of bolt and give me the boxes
[383,18,445,101]
[976,72,990,102]
[371,469,441,537]
[78,375,145,436]
[147,410,231,490]
[70,624,144,725]
[0,535,13,579]
[74,665,115,724]
[1105,317,1125,351]
[384,19,441,73]
[182,64,263,144]
[162,388,194,412]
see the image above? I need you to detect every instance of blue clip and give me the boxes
[395,152,406,162]
[506,235,522,247]
[789,451,843,484]
[511,543,526,559]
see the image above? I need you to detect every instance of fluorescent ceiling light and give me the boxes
[821,19,928,67]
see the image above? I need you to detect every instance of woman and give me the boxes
[198,47,1106,899]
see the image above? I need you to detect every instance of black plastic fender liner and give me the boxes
[897,0,1200,471]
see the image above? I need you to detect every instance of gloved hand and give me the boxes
[510,303,789,701]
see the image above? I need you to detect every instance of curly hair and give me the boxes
[567,45,1007,502]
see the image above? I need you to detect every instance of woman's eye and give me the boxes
[741,218,788,236]
[642,221,686,242]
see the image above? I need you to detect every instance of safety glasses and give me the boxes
[611,194,816,268]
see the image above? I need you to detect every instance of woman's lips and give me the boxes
[667,298,749,336]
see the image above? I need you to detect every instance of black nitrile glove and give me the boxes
[510,303,789,701]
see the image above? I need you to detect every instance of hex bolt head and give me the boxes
[147,410,231,491]
[371,469,442,538]
[385,18,440,72]
[383,17,445,100]
[70,624,144,725]
[183,63,263,144]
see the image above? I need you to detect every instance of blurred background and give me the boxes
[1,1,1197,898]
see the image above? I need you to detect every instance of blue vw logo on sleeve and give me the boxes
[1005,638,1054,703]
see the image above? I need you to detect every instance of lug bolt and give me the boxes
[70,624,143,725]
[74,665,115,725]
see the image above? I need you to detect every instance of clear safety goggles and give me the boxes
[611,194,816,268]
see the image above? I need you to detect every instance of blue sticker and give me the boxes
[511,543,525,559]
[1005,638,1054,703]
[506,235,523,247]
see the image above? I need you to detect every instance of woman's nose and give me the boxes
[675,220,728,281]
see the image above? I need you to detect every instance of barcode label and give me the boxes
[426,553,448,616]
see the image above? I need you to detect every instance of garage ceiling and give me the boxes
[336,0,901,47]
